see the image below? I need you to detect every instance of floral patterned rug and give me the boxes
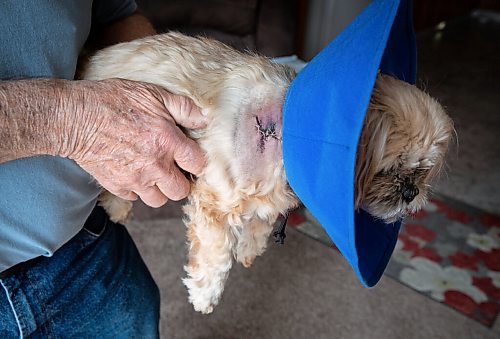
[285,194,500,327]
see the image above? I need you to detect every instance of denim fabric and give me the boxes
[0,208,160,338]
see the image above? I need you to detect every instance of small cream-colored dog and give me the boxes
[81,32,453,314]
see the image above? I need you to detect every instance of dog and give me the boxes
[355,73,454,223]
[81,32,453,314]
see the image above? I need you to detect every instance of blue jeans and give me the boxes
[0,206,160,338]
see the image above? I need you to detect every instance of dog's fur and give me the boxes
[355,73,453,222]
[81,32,453,314]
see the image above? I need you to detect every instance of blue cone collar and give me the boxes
[282,0,416,287]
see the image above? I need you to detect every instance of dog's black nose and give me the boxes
[402,184,419,203]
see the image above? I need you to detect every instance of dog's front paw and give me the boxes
[234,218,274,268]
[237,255,256,268]
[183,277,218,314]
[236,241,263,268]
[191,297,215,314]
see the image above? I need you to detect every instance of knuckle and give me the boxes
[104,184,125,197]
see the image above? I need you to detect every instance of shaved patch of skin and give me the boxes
[233,98,284,181]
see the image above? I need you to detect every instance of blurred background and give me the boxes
[127,0,500,338]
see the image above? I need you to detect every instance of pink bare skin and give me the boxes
[234,98,284,181]
[0,78,208,208]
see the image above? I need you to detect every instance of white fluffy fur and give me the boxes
[83,32,298,314]
[82,32,453,314]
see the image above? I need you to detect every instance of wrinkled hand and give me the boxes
[68,79,208,207]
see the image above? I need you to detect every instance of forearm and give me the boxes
[0,75,208,206]
[0,79,96,164]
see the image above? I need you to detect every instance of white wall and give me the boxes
[302,0,371,60]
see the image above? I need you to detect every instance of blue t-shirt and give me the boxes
[0,0,137,272]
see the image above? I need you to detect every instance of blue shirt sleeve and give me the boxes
[92,0,138,26]
[0,0,138,273]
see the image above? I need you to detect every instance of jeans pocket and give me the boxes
[82,222,107,238]
[78,221,107,249]
[81,205,109,240]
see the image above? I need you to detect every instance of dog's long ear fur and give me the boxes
[354,88,391,210]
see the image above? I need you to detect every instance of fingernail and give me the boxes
[201,108,209,116]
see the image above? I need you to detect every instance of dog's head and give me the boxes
[355,74,454,223]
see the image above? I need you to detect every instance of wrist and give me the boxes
[0,79,66,162]
[55,80,101,160]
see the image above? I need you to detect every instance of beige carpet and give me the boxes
[126,216,499,339]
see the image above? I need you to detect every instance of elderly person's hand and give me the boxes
[68,79,208,207]
[0,78,208,208]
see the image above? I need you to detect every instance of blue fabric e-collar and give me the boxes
[282,0,416,287]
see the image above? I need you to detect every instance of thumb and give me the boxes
[158,90,209,129]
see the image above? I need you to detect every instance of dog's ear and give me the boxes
[354,102,392,209]
[425,118,454,183]
[355,74,408,209]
